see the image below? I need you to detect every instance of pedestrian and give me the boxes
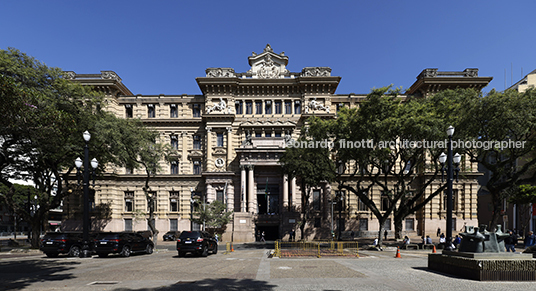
[505,230,517,252]
[403,236,410,245]
[437,227,441,237]
[425,235,432,245]
[453,235,461,248]
[439,233,446,244]
[289,229,295,242]
[260,231,265,242]
[384,230,387,241]
[525,231,535,248]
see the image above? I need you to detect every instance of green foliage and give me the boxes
[190,200,233,231]
[509,184,536,205]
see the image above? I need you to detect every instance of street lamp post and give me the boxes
[439,126,461,252]
[75,131,98,258]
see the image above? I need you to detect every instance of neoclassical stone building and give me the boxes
[64,45,492,242]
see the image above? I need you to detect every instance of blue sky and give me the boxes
[1,1,534,95]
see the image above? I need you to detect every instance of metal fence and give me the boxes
[274,240,359,258]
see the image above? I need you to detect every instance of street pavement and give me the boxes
[1,241,535,291]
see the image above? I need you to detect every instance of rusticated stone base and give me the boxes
[428,252,536,281]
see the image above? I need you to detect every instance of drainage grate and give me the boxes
[87,281,121,286]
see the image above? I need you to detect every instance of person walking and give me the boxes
[437,227,441,237]
[505,230,517,252]
[260,231,266,242]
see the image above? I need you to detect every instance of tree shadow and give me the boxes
[113,278,277,291]
[0,258,79,290]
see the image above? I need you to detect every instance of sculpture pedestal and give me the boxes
[428,251,536,281]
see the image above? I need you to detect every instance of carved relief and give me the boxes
[258,55,280,79]
[101,71,121,81]
[64,71,76,79]
[206,68,235,78]
[464,69,479,77]
[304,98,330,113]
[301,67,332,77]
[206,97,229,114]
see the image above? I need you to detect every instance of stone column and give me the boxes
[283,174,289,210]
[181,132,188,163]
[240,166,246,212]
[226,127,232,167]
[206,127,212,166]
[247,165,255,213]
[291,176,297,206]
[206,183,214,203]
[226,183,234,212]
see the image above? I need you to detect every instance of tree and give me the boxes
[431,88,536,230]
[509,184,536,236]
[280,136,335,241]
[0,48,157,247]
[190,200,233,236]
[307,87,447,244]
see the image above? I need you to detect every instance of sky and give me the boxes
[1,1,535,95]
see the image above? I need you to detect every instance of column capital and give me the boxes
[206,126,212,132]
[226,127,232,133]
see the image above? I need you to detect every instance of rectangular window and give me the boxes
[147,104,155,118]
[294,101,301,114]
[381,191,390,211]
[313,190,321,211]
[193,104,200,117]
[255,132,262,137]
[235,101,243,114]
[265,101,272,114]
[359,218,368,231]
[275,101,282,114]
[126,167,133,174]
[216,190,224,203]
[335,190,345,212]
[265,132,271,137]
[275,132,281,137]
[245,101,252,114]
[170,219,178,231]
[357,197,368,211]
[443,190,458,211]
[125,199,133,212]
[170,198,178,212]
[193,161,201,175]
[336,103,346,112]
[284,101,292,114]
[125,219,132,232]
[405,218,414,231]
[125,104,133,118]
[171,135,178,150]
[217,133,224,147]
[171,162,179,174]
[193,135,201,150]
[255,101,262,114]
[384,218,391,231]
[170,104,178,118]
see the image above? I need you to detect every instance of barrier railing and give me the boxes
[274,240,359,258]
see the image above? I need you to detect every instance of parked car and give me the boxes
[40,232,95,258]
[94,232,154,258]
[163,231,181,241]
[176,231,218,257]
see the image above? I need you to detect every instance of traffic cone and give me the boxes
[231,243,234,252]
[432,245,437,253]
[395,246,401,258]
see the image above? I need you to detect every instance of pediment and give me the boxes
[247,44,289,79]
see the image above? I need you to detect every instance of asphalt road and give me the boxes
[1,241,535,291]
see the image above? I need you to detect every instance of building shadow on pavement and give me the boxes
[0,258,79,290]
[113,278,277,291]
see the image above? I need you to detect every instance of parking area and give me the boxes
[2,241,536,290]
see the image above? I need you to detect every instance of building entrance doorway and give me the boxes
[256,225,279,241]
[257,184,279,214]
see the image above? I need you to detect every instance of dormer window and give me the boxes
[147,104,155,118]
[170,104,178,118]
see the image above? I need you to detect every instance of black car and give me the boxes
[176,231,218,257]
[94,232,154,258]
[163,231,181,241]
[40,232,95,258]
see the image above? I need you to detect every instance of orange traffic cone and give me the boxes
[395,246,401,258]
[231,243,234,252]
[432,245,437,253]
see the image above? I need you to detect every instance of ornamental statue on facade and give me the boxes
[304,97,330,114]
[206,97,232,114]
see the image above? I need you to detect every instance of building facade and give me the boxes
[64,45,491,241]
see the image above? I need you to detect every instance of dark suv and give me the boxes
[176,231,218,257]
[40,232,94,258]
[94,232,154,258]
[163,231,181,241]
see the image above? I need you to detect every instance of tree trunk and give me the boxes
[394,218,403,240]
[489,195,503,231]
[378,224,385,248]
[31,223,41,249]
